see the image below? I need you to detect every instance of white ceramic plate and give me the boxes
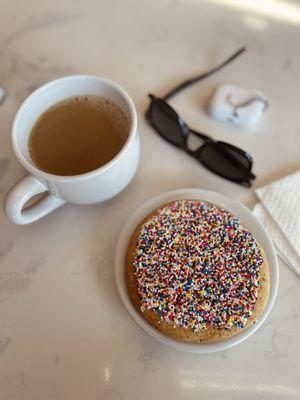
[115,189,279,353]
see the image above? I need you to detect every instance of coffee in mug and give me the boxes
[4,75,139,225]
[29,95,130,176]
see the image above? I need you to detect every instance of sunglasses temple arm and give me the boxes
[190,129,211,142]
[162,47,246,101]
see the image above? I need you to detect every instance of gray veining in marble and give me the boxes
[0,336,11,355]
[0,86,6,105]
[0,158,9,177]
[0,252,45,302]
[5,13,81,45]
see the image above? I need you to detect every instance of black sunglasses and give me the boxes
[146,47,256,187]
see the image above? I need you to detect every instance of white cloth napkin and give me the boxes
[253,171,300,276]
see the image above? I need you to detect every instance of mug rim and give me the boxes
[12,75,138,182]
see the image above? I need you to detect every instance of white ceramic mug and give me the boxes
[4,75,139,225]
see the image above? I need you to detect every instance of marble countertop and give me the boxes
[0,0,300,399]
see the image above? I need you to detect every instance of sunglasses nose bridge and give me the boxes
[179,117,190,138]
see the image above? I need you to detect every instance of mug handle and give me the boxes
[4,175,65,225]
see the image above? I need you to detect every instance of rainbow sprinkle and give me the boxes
[133,200,263,332]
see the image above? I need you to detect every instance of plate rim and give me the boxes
[115,188,279,353]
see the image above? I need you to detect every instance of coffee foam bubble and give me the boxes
[71,95,130,137]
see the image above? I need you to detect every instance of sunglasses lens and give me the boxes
[199,142,252,180]
[149,102,186,146]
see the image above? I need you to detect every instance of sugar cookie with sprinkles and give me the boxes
[126,200,270,343]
